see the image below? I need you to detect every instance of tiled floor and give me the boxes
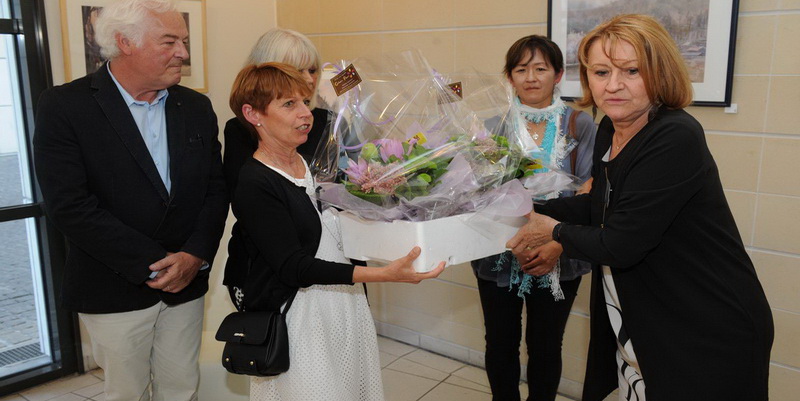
[0,336,577,401]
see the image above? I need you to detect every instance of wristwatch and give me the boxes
[552,223,563,243]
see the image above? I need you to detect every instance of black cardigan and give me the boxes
[538,108,773,400]
[229,158,354,311]
[223,108,334,310]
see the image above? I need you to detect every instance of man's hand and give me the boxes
[521,241,563,276]
[146,251,204,293]
[506,212,559,266]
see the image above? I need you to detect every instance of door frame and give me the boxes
[0,0,82,395]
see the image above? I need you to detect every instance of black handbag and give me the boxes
[215,292,296,376]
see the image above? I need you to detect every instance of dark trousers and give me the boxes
[477,275,582,401]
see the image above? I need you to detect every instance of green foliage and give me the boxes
[360,143,379,162]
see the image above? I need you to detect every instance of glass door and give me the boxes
[0,0,80,395]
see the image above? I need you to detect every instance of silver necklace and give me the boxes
[259,149,302,177]
[613,133,635,150]
[319,211,344,251]
[527,121,545,141]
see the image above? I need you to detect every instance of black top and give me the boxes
[230,158,354,312]
[537,107,773,400]
[223,107,333,309]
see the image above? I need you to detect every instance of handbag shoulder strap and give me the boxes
[281,291,297,314]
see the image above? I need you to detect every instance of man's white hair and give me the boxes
[95,0,178,60]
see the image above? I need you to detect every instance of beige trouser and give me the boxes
[79,297,204,401]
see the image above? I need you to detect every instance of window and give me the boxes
[0,0,80,394]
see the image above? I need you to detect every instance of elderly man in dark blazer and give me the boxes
[33,0,227,399]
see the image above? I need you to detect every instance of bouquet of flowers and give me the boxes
[312,50,575,222]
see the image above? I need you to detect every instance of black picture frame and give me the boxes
[548,0,739,107]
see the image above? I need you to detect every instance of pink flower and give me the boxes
[346,159,408,195]
[474,127,490,140]
[344,158,369,185]
[360,162,408,195]
[375,139,405,163]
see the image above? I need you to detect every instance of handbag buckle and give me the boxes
[234,332,245,337]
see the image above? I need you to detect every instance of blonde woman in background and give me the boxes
[222,28,326,195]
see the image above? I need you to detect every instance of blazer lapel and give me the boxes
[92,64,170,201]
[166,89,186,194]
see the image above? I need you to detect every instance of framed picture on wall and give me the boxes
[60,0,208,92]
[548,0,739,106]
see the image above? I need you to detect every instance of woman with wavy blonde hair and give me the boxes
[574,14,693,110]
[507,14,773,401]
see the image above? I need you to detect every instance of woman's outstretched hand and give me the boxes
[353,246,445,284]
[383,247,445,283]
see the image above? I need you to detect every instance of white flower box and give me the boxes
[338,211,527,272]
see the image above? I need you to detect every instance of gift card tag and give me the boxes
[448,82,463,99]
[330,64,362,96]
[409,133,428,145]
[438,81,463,104]
[525,159,545,171]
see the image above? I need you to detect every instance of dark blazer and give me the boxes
[33,64,228,314]
[538,108,773,400]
